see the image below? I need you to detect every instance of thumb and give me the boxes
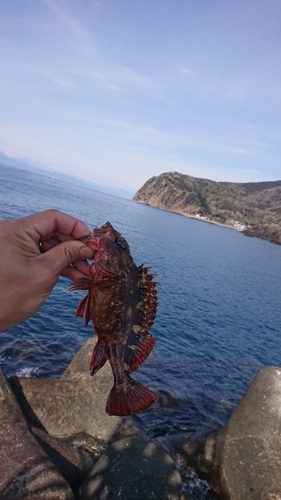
[42,240,94,276]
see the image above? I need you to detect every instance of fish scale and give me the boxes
[70,221,158,416]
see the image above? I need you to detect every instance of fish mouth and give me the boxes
[79,233,92,243]
[79,233,98,255]
[79,221,118,253]
[80,222,113,242]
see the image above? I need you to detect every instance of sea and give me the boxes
[1,163,281,499]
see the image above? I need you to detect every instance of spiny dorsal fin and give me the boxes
[123,265,157,372]
[138,265,158,331]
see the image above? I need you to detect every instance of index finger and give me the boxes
[25,209,91,240]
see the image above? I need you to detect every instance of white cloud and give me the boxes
[5,151,19,158]
[179,67,195,77]
[1,0,281,191]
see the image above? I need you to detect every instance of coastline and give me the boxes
[132,199,281,245]
[177,211,243,231]
[132,199,243,231]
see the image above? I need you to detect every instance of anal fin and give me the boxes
[129,333,156,372]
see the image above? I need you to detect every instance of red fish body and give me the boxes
[69,222,158,416]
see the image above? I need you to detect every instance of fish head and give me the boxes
[81,222,133,278]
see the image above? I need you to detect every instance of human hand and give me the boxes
[0,209,94,332]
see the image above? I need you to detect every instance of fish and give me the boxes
[69,221,158,416]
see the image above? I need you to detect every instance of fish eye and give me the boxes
[116,237,127,250]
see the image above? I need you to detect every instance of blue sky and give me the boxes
[1,0,281,192]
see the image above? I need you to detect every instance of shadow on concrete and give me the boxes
[9,376,47,430]
[1,454,74,500]
[79,437,182,500]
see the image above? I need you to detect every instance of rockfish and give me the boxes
[69,222,158,416]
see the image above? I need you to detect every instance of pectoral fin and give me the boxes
[69,278,93,327]
[69,278,93,292]
[89,341,108,375]
[75,293,91,327]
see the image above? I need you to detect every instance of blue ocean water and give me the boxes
[1,163,281,495]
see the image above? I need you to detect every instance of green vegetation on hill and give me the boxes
[133,171,281,229]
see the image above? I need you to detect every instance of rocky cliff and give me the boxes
[243,223,281,245]
[133,171,281,243]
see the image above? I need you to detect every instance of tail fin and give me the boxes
[106,378,158,416]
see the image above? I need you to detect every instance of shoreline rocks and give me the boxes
[0,338,184,499]
[243,223,281,246]
[9,338,136,442]
[0,365,75,500]
[2,337,281,499]
[179,366,281,499]
[80,437,182,500]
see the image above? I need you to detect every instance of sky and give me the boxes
[0,0,281,193]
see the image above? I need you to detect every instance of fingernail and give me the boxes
[80,246,95,259]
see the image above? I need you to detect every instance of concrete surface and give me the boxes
[79,437,183,500]
[0,366,74,500]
